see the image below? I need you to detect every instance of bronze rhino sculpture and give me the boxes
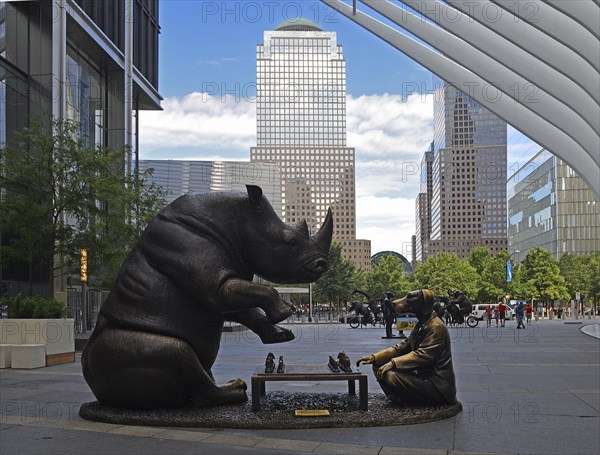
[82,185,333,409]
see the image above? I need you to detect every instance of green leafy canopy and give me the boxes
[0,117,167,291]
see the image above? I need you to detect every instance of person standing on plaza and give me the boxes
[485,304,493,327]
[515,302,526,329]
[498,301,507,327]
[525,303,533,325]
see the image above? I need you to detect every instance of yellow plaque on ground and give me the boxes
[396,321,416,331]
[294,410,330,417]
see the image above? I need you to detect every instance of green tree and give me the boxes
[557,252,600,315]
[520,247,569,307]
[559,253,591,301]
[312,242,356,311]
[588,252,600,313]
[413,252,478,299]
[468,247,491,277]
[509,262,535,302]
[482,250,516,304]
[363,255,411,299]
[0,118,166,292]
[468,247,492,303]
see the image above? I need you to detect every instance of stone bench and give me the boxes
[0,344,13,369]
[3,344,47,369]
[0,319,75,367]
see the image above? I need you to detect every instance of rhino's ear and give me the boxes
[294,219,310,238]
[246,185,263,208]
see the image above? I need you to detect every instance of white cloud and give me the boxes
[139,91,433,252]
[356,195,415,258]
[347,93,433,159]
[139,92,256,158]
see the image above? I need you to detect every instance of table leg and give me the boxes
[260,381,266,396]
[348,379,356,395]
[358,376,368,411]
[251,377,261,412]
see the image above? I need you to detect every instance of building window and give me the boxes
[65,48,107,148]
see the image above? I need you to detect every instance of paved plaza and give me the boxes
[1,318,599,455]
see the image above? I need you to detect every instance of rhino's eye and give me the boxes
[283,233,297,246]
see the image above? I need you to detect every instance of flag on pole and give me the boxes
[506,261,513,282]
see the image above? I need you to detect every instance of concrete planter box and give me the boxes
[0,319,75,367]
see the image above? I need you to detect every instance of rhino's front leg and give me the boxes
[220,278,294,323]
[227,308,295,344]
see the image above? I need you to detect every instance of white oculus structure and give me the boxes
[320,0,600,197]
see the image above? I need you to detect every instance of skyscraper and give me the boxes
[423,78,508,259]
[250,19,371,269]
[414,145,434,262]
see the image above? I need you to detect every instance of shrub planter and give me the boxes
[0,319,75,367]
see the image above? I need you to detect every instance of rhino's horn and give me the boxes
[294,219,310,238]
[313,208,333,251]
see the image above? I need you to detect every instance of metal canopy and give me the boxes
[321,0,600,196]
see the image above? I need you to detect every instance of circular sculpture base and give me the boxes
[80,392,462,429]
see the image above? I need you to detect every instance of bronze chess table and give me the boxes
[251,364,368,412]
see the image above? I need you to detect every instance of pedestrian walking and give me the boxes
[485,304,493,327]
[498,302,507,327]
[525,303,533,325]
[515,302,525,329]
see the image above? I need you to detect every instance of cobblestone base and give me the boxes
[80,392,462,429]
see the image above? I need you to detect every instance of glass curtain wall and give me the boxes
[65,47,107,148]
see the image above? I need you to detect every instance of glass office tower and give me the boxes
[250,19,371,269]
[428,78,508,258]
[507,150,600,263]
[138,159,282,213]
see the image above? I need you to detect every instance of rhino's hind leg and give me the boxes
[227,308,295,344]
[82,325,247,409]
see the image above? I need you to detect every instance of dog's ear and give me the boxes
[406,290,421,305]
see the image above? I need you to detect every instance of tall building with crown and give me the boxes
[250,19,371,270]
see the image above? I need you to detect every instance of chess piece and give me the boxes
[277,355,285,373]
[328,355,340,372]
[338,352,352,372]
[265,352,275,373]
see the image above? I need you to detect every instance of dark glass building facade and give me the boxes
[508,149,600,262]
[1,0,161,298]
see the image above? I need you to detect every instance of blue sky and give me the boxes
[158,0,431,98]
[139,0,537,256]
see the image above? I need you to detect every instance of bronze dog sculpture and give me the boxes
[357,289,457,406]
[82,185,333,409]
